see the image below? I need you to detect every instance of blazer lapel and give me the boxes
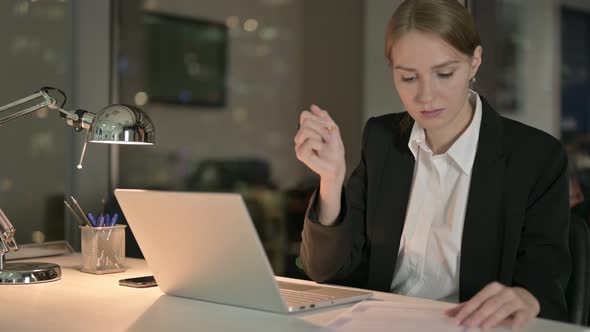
[459,98,507,301]
[367,121,415,291]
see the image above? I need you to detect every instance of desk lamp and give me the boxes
[0,87,155,284]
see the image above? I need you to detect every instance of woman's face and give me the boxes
[390,31,482,134]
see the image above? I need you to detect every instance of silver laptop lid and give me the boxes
[114,189,288,312]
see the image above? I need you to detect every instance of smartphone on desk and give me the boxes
[119,275,157,288]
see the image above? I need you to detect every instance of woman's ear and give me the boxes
[470,45,483,79]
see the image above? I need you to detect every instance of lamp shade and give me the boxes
[88,104,155,144]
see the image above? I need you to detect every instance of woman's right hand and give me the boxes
[294,104,346,188]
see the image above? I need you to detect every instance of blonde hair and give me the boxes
[385,0,481,65]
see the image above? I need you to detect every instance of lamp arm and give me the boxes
[0,209,18,270]
[0,89,81,126]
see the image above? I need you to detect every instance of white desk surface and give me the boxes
[1,255,586,332]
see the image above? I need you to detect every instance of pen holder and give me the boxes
[80,225,127,274]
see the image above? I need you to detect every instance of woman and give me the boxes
[294,0,570,330]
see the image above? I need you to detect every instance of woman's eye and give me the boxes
[401,76,416,82]
[437,72,454,79]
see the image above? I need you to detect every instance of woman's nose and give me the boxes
[416,79,434,105]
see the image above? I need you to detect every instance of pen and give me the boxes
[64,200,86,227]
[105,214,111,227]
[70,195,93,227]
[87,213,97,227]
[111,213,119,226]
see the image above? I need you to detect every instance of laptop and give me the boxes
[114,189,372,313]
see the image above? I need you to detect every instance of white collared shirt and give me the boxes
[390,91,482,302]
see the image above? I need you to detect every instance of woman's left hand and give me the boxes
[445,282,540,330]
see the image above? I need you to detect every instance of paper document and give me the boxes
[327,300,480,332]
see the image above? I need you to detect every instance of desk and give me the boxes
[1,255,586,331]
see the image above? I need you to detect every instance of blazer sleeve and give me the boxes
[299,118,372,283]
[513,142,571,321]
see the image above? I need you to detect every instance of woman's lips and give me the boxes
[421,108,444,118]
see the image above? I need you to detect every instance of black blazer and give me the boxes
[300,97,571,322]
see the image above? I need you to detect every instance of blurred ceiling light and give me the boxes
[14,1,29,16]
[1,178,13,192]
[233,107,248,123]
[134,91,149,106]
[244,19,259,32]
[226,16,239,29]
[32,231,45,244]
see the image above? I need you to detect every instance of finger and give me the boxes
[299,111,336,140]
[295,140,332,175]
[454,282,504,325]
[308,105,340,135]
[300,108,331,128]
[480,301,520,330]
[464,288,517,328]
[310,104,336,123]
[310,104,325,117]
[510,310,531,331]
[295,138,324,163]
[301,112,337,136]
[445,303,465,317]
[299,117,332,142]
[294,127,325,146]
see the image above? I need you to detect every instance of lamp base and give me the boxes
[0,262,61,284]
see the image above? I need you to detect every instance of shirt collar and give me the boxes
[408,117,429,159]
[407,90,482,176]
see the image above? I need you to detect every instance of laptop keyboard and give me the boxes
[280,288,336,307]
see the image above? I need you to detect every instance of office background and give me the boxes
[1,0,589,278]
